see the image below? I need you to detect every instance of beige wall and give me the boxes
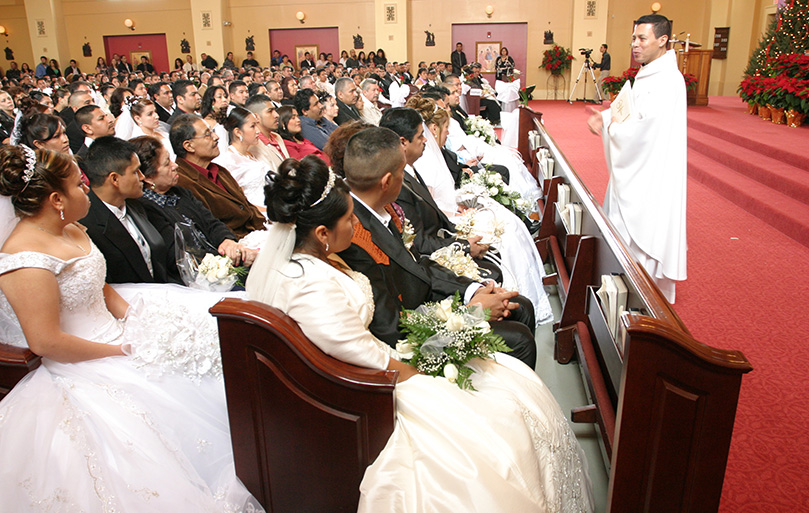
[5,0,768,97]
[59,0,195,74]
[0,0,34,72]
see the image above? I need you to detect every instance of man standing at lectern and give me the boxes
[586,14,687,303]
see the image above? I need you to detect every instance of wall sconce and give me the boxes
[651,2,662,13]
[296,11,306,24]
[0,26,8,37]
[485,5,494,18]
[124,18,135,31]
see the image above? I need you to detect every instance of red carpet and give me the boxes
[530,98,809,512]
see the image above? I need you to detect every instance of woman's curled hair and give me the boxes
[264,155,350,249]
[0,146,75,217]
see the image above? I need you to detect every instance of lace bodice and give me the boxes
[0,245,122,348]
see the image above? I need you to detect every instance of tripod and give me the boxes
[567,56,603,104]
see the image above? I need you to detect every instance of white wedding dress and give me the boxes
[251,252,593,513]
[0,245,261,512]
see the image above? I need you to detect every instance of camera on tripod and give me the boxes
[579,48,594,58]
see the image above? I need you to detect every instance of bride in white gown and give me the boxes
[246,157,593,512]
[0,146,261,512]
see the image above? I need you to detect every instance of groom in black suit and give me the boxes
[80,137,178,284]
[338,128,537,368]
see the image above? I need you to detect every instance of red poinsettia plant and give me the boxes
[739,53,809,112]
[541,45,574,75]
[683,73,698,93]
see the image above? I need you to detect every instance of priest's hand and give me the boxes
[587,106,603,135]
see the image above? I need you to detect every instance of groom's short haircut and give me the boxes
[343,127,403,192]
[74,104,101,131]
[83,136,137,188]
[379,107,422,142]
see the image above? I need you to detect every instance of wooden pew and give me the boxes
[0,343,41,400]
[517,106,753,512]
[210,298,397,513]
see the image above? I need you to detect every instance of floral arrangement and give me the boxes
[601,75,626,96]
[453,207,505,246]
[464,115,497,145]
[739,54,809,114]
[194,253,238,291]
[429,243,486,281]
[401,217,416,249]
[541,45,574,75]
[396,293,511,390]
[683,73,699,93]
[500,69,522,83]
[519,84,536,105]
[459,168,532,220]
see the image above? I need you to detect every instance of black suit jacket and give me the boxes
[450,105,468,127]
[154,103,172,123]
[338,199,475,346]
[334,98,361,125]
[451,50,467,75]
[81,190,177,284]
[397,171,458,256]
[167,108,197,126]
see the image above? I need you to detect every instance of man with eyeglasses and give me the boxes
[169,114,265,238]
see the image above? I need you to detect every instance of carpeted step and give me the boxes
[688,117,809,174]
[688,130,809,205]
[688,151,809,248]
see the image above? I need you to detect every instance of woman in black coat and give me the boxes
[130,136,258,272]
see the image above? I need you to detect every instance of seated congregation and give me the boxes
[0,51,597,512]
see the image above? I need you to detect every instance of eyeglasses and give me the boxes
[193,129,214,140]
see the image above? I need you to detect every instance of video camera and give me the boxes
[579,48,594,58]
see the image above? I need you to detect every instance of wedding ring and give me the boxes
[235,249,241,254]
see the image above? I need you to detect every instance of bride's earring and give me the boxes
[59,208,64,221]
[238,134,243,142]
[325,242,330,253]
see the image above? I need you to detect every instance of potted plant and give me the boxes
[601,75,625,100]
[540,45,574,75]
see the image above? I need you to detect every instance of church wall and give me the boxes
[58,0,195,75]
[0,0,34,72]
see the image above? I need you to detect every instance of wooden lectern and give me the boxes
[677,48,712,106]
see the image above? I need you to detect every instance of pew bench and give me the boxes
[517,105,753,512]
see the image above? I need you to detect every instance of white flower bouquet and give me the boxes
[429,243,487,281]
[464,115,497,145]
[397,293,512,390]
[193,253,238,292]
[460,168,533,221]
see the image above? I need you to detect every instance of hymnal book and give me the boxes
[596,274,629,339]
[543,157,555,180]
[568,203,582,235]
[610,81,634,124]
[557,183,570,208]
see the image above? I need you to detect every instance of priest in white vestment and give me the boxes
[588,14,687,303]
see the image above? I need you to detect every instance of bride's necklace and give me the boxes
[32,223,88,253]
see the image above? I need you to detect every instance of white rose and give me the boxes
[435,298,454,321]
[446,313,466,331]
[489,187,499,196]
[443,363,459,383]
[396,341,415,359]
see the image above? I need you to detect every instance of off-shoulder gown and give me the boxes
[0,245,261,512]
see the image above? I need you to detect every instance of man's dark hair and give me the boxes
[84,136,137,188]
[147,81,168,100]
[171,79,194,102]
[293,89,317,116]
[67,81,91,94]
[74,104,102,132]
[228,80,247,95]
[343,127,403,191]
[601,43,609,50]
[247,82,265,97]
[169,113,201,159]
[128,78,144,91]
[379,107,422,142]
[245,93,272,112]
[635,14,672,40]
[237,72,251,80]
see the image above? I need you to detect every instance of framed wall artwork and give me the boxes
[476,41,501,72]
[295,44,318,68]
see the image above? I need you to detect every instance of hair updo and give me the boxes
[0,146,75,217]
[129,97,155,120]
[130,135,164,179]
[16,113,65,150]
[265,155,350,249]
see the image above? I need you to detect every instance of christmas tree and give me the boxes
[744,0,809,77]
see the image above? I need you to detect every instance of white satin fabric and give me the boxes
[0,245,261,512]
[248,253,593,513]
[213,145,273,208]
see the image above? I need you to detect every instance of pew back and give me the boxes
[210,298,397,513]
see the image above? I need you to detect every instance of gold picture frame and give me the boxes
[295,44,319,69]
[475,41,501,73]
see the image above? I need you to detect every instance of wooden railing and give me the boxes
[518,105,753,512]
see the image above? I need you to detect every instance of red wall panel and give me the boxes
[103,33,170,73]
[269,27,340,69]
